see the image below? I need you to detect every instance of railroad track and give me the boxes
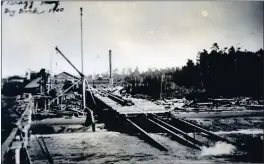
[97,88,134,106]
[90,88,238,152]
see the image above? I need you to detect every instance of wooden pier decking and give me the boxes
[94,93,168,115]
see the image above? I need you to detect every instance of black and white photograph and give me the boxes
[1,1,263,164]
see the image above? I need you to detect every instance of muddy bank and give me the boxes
[172,110,264,118]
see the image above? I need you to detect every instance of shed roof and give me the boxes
[24,77,42,88]
[56,72,80,80]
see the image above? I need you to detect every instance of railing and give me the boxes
[2,96,34,164]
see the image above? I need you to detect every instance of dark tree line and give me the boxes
[198,43,263,98]
[2,43,263,99]
[122,43,263,99]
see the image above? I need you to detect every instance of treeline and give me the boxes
[111,43,263,99]
[2,43,263,99]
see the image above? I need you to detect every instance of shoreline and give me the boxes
[172,110,264,118]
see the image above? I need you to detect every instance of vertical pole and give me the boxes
[60,97,62,110]
[56,97,59,106]
[91,110,95,132]
[82,78,86,111]
[80,7,84,74]
[28,110,32,125]
[28,130,32,148]
[160,75,163,100]
[83,79,95,132]
[48,99,50,110]
[24,128,28,147]
[15,136,21,164]
[109,50,113,85]
[35,99,38,113]
[44,99,46,111]
[40,84,42,94]
[15,148,20,164]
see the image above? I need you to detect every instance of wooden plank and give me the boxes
[146,118,201,150]
[94,93,167,115]
[126,118,168,151]
[150,116,204,147]
[16,101,33,128]
[1,128,18,161]
[2,99,33,162]
[172,117,235,145]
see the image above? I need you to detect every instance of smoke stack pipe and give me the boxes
[109,50,113,85]
[109,50,112,79]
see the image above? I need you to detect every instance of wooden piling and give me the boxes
[11,136,22,164]
[48,99,50,110]
[56,97,59,106]
[44,99,47,111]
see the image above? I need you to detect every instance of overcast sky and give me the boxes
[2,1,263,77]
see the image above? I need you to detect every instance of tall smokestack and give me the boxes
[80,7,84,74]
[109,50,113,85]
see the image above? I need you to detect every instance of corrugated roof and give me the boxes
[25,77,42,88]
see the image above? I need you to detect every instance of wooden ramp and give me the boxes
[94,94,168,115]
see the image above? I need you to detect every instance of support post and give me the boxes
[13,135,22,164]
[160,76,163,100]
[28,110,32,125]
[56,97,59,106]
[35,100,38,113]
[23,127,28,147]
[82,78,86,111]
[48,99,50,110]
[60,97,63,110]
[109,50,113,85]
[15,148,20,164]
[83,78,95,132]
[44,99,47,111]
[80,7,84,74]
[91,110,95,132]
[28,130,32,148]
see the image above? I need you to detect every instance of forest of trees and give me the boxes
[108,43,263,99]
[2,43,263,99]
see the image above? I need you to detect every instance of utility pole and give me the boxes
[80,7,84,74]
[109,50,113,85]
[160,74,164,100]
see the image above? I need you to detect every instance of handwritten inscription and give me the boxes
[2,1,64,16]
